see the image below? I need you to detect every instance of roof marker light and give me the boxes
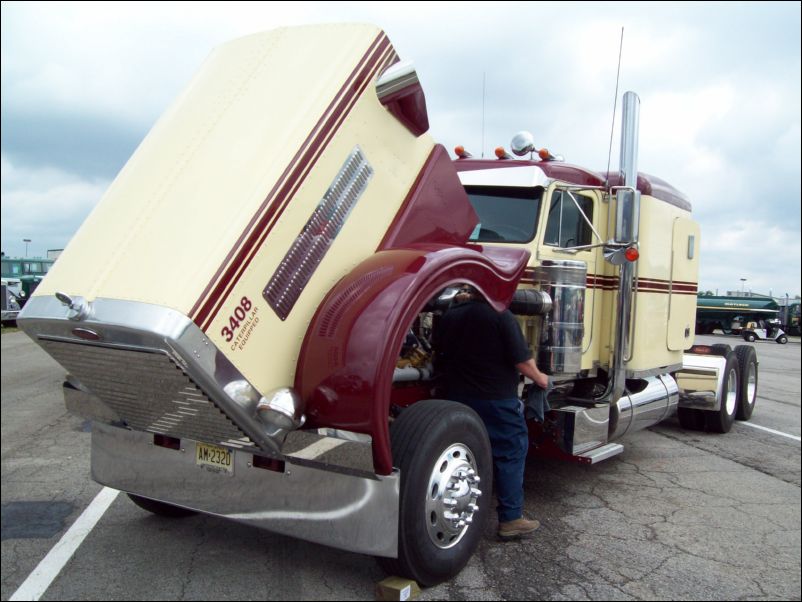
[455,145,472,159]
[538,148,553,161]
[495,147,512,159]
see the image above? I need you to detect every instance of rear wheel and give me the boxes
[743,332,757,342]
[704,353,740,433]
[734,345,758,420]
[777,335,788,344]
[377,400,492,587]
[128,494,197,518]
[711,344,732,356]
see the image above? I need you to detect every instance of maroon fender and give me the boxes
[294,244,530,475]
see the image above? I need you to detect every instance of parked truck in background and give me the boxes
[695,293,780,335]
[17,24,760,587]
[781,300,801,336]
[1,278,24,323]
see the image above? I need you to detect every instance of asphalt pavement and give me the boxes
[1,330,800,601]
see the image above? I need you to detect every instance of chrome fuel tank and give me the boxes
[535,259,587,378]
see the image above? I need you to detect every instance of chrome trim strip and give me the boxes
[92,423,399,557]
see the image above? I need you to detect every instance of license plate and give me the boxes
[195,442,233,475]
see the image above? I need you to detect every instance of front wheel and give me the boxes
[377,400,492,587]
[777,335,788,344]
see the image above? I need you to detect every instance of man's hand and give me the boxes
[531,371,549,390]
[516,358,549,389]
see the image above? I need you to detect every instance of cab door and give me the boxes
[535,184,605,370]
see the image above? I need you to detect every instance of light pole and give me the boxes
[740,278,747,295]
[23,238,31,258]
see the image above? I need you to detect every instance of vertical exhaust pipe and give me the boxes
[602,91,641,404]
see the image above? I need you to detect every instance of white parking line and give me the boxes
[9,437,346,601]
[10,487,120,602]
[741,421,801,442]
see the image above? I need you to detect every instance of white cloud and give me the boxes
[1,155,109,256]
[1,1,799,295]
[700,219,801,296]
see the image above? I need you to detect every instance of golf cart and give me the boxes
[742,319,788,344]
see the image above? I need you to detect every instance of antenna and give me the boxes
[481,72,486,158]
[605,27,625,187]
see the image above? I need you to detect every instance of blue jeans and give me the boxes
[456,396,529,523]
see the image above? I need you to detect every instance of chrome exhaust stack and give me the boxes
[601,91,641,404]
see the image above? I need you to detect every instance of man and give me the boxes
[434,284,548,540]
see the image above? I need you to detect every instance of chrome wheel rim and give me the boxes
[746,362,757,406]
[725,368,738,415]
[425,443,481,549]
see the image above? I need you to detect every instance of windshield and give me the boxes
[465,185,543,243]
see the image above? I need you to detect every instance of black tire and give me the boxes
[743,332,757,342]
[734,345,758,421]
[777,335,788,344]
[377,400,492,587]
[704,353,740,433]
[127,494,197,518]
[710,344,732,357]
[677,407,706,430]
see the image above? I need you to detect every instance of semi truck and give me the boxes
[18,24,760,587]
[695,293,779,335]
[780,300,801,336]
[1,278,24,323]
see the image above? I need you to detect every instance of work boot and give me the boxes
[498,517,540,540]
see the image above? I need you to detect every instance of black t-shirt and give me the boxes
[434,300,532,401]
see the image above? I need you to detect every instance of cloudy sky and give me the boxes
[2,1,800,297]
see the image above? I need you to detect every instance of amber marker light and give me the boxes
[625,246,640,262]
[495,147,510,159]
[538,148,551,160]
[455,145,472,158]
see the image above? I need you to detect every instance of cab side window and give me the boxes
[543,190,594,248]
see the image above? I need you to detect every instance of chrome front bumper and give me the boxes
[92,422,400,557]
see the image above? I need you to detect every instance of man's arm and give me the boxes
[516,358,549,389]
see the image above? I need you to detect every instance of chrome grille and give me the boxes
[40,339,256,449]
